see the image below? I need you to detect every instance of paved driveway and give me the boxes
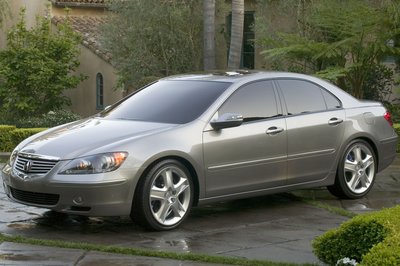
[0,156,399,264]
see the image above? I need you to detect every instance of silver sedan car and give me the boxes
[1,71,398,230]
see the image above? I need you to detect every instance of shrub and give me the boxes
[313,219,388,265]
[9,128,47,149]
[313,205,400,265]
[0,125,16,152]
[0,109,81,128]
[0,126,46,152]
[394,124,400,152]
[361,234,400,266]
[13,110,81,128]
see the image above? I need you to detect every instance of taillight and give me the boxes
[384,111,393,127]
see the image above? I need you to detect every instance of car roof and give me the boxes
[160,70,362,108]
[160,70,323,84]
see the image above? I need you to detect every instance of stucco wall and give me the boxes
[63,45,122,118]
[51,5,106,17]
[0,0,48,49]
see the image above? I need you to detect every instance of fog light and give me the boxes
[73,196,84,205]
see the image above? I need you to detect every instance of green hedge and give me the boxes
[394,124,400,152]
[0,126,46,152]
[0,125,17,152]
[313,205,400,265]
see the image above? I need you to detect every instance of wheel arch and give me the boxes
[134,155,200,207]
[349,136,379,170]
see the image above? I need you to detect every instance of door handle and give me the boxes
[266,127,284,135]
[328,118,343,126]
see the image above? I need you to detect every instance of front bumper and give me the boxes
[1,163,136,217]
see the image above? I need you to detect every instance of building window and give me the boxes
[226,11,255,69]
[96,73,104,110]
[383,39,396,64]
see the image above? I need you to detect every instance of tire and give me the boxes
[131,159,194,231]
[328,140,376,199]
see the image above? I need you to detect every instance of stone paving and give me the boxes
[0,155,399,265]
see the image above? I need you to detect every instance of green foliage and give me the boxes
[0,125,16,152]
[363,64,395,104]
[12,110,80,128]
[0,109,80,128]
[0,126,46,152]
[0,8,85,119]
[361,234,400,266]
[313,205,400,266]
[393,124,400,152]
[102,0,202,91]
[259,0,400,99]
[313,220,388,265]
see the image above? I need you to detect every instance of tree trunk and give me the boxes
[203,0,215,70]
[227,0,244,69]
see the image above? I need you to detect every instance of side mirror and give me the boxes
[210,113,243,130]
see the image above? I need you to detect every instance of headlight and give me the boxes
[59,152,128,175]
[8,149,18,166]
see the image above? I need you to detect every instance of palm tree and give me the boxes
[227,0,244,69]
[203,0,215,70]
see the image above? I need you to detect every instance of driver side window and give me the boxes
[219,80,279,122]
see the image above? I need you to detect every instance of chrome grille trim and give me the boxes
[14,153,59,176]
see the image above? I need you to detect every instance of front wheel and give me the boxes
[328,140,376,199]
[131,159,194,231]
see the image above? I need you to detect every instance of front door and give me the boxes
[203,80,287,198]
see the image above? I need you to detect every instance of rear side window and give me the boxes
[321,89,341,109]
[219,80,279,122]
[277,79,333,115]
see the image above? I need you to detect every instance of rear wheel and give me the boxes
[328,140,376,199]
[131,159,194,231]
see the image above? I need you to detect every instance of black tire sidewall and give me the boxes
[136,159,194,231]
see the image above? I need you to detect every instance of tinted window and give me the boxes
[277,79,326,115]
[101,80,230,124]
[219,80,279,122]
[321,89,341,109]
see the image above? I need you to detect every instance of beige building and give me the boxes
[1,0,282,118]
[51,0,123,117]
[4,1,393,117]
[1,0,123,118]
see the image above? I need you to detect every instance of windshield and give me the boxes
[100,80,231,124]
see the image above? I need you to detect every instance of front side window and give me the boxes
[96,73,104,110]
[219,80,279,122]
[277,79,328,115]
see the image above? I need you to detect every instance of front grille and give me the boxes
[14,155,59,175]
[9,187,59,206]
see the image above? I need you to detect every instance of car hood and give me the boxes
[18,118,176,159]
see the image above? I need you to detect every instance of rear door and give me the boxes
[275,79,345,184]
[203,80,287,198]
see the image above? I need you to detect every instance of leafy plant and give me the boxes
[101,0,202,91]
[259,0,400,99]
[0,8,85,119]
[12,110,81,128]
[313,205,400,266]
[0,126,46,152]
